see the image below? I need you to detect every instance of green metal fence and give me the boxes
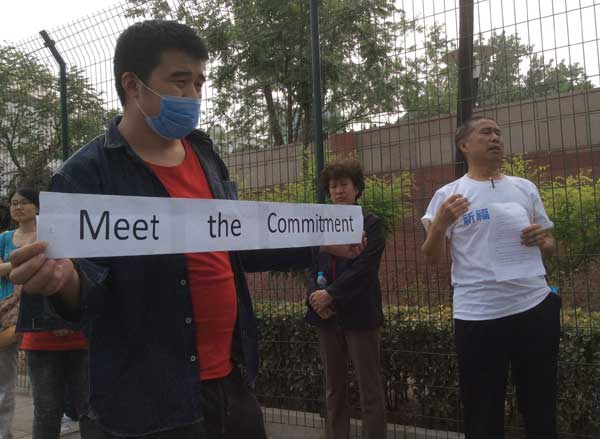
[1,0,599,436]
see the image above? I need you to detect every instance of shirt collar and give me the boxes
[103,116,129,149]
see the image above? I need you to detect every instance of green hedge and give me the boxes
[254,301,600,435]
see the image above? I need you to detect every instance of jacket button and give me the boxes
[190,355,197,362]
[185,317,192,324]
[180,279,187,286]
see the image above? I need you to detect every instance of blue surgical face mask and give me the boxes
[136,80,201,140]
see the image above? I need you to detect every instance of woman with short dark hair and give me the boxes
[306,160,387,439]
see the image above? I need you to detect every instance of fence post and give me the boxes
[40,30,70,162]
[310,0,326,203]
[455,0,474,178]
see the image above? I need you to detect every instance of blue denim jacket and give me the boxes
[38,117,312,436]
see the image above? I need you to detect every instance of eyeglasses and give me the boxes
[10,200,33,208]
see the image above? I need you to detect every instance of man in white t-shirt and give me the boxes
[421,116,560,439]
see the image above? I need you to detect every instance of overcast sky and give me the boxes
[3,0,597,69]
[0,0,115,43]
[3,0,596,49]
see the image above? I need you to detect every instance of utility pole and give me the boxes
[310,0,326,203]
[455,0,474,178]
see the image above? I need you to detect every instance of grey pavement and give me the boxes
[12,392,326,439]
[13,391,80,439]
[13,392,461,439]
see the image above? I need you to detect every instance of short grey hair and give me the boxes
[455,116,497,149]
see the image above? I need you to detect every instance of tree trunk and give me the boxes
[301,103,311,147]
[293,108,302,143]
[301,103,312,181]
[4,114,24,173]
[263,85,284,146]
[286,85,294,144]
[5,142,23,174]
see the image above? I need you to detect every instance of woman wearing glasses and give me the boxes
[0,187,38,439]
[0,187,89,439]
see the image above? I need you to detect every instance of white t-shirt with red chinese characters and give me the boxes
[421,175,553,321]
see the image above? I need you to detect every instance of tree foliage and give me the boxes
[541,172,600,275]
[403,29,593,118]
[127,0,412,146]
[125,1,595,146]
[0,46,113,194]
[398,24,457,120]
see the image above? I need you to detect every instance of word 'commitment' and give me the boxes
[267,212,355,234]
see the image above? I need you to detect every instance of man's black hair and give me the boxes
[114,20,209,106]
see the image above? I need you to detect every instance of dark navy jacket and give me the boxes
[36,117,312,436]
[305,212,385,330]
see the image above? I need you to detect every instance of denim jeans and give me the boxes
[0,344,18,439]
[26,349,89,439]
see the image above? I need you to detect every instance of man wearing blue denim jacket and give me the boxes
[8,20,362,439]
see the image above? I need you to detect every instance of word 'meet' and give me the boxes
[80,210,159,240]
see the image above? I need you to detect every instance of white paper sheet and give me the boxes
[488,202,546,282]
[37,192,363,258]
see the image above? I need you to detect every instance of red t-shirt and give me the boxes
[147,140,237,381]
[20,331,88,351]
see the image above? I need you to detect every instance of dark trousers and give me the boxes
[64,385,78,421]
[26,349,89,439]
[81,368,266,439]
[79,420,206,439]
[454,293,561,439]
[318,326,386,439]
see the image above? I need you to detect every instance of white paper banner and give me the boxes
[37,192,363,258]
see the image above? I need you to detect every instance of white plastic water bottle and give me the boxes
[316,271,327,288]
